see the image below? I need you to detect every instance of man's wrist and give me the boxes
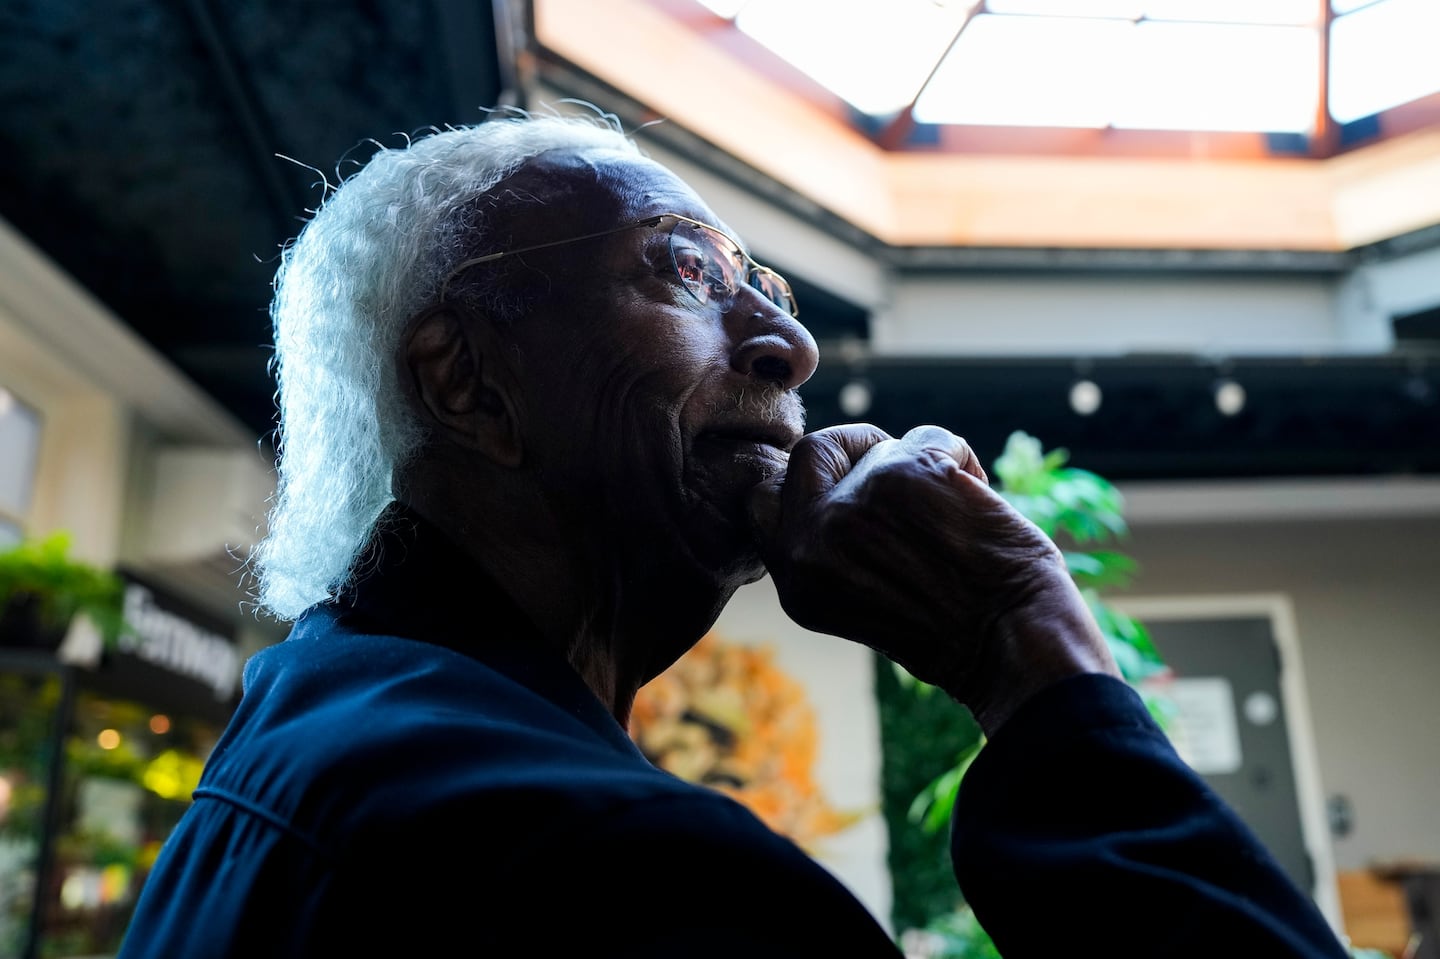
[951,587,1120,736]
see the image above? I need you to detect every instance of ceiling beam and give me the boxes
[875,0,984,151]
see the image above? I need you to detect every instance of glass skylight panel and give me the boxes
[1113,22,1320,131]
[1143,0,1319,25]
[914,15,1127,127]
[984,0,1316,20]
[1330,0,1440,123]
[735,0,979,116]
[984,0,1143,17]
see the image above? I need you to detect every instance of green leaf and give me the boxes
[0,532,128,643]
[1041,448,1070,472]
[993,431,1050,495]
[893,661,940,697]
[1064,550,1138,589]
[908,739,985,835]
[915,905,1004,959]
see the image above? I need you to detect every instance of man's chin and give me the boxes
[681,499,768,584]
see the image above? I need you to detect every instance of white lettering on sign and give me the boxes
[117,584,239,700]
[1166,677,1244,775]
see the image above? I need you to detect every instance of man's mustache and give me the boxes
[708,385,807,441]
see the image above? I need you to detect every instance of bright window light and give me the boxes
[914,15,1128,127]
[985,0,1316,21]
[0,387,41,521]
[1115,23,1319,132]
[736,0,980,116]
[1329,0,1440,123]
[917,16,1315,131]
[985,0,1143,17]
[1144,0,1320,25]
[1330,0,1379,12]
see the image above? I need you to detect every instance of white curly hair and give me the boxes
[253,110,642,621]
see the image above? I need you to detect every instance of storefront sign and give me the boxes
[115,581,239,702]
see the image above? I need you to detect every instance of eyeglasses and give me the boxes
[441,213,798,318]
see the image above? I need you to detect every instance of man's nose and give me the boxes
[728,295,820,391]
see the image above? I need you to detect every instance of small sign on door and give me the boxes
[1166,676,1244,775]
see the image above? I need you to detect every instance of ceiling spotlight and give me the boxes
[1068,379,1102,416]
[838,379,873,417]
[1214,378,1247,417]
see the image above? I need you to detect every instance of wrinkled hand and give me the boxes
[749,424,1118,733]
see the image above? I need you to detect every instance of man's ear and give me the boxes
[402,306,524,467]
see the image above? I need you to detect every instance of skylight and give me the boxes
[914,16,1125,129]
[1329,0,1440,123]
[693,0,1440,136]
[733,0,977,117]
[986,0,1317,23]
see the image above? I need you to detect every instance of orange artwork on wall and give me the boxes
[630,632,865,850]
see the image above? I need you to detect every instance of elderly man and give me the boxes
[118,113,1348,957]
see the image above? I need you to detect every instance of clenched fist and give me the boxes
[748,424,1118,733]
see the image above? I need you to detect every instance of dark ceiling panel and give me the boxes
[0,0,501,437]
[226,0,464,197]
[801,354,1440,481]
[0,0,281,309]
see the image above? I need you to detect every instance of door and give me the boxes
[1146,615,1316,896]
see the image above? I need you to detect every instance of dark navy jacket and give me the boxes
[117,511,1349,957]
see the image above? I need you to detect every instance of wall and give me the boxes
[1118,512,1440,873]
[0,215,267,633]
[878,241,1440,360]
[1338,244,1440,348]
[0,297,130,567]
[880,273,1352,357]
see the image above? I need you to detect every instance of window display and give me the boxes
[0,568,233,959]
[37,688,219,958]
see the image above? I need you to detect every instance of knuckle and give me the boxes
[866,465,913,500]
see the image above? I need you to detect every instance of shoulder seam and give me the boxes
[192,786,333,863]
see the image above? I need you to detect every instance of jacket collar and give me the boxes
[331,503,643,756]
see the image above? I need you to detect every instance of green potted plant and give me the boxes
[0,531,126,652]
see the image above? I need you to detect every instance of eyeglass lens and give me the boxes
[667,219,797,317]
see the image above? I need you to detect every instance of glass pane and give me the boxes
[986,0,1143,16]
[1114,22,1320,131]
[1144,0,1320,25]
[0,670,63,958]
[915,15,1128,127]
[0,519,19,550]
[990,0,1319,21]
[1330,0,1440,123]
[40,690,221,957]
[736,0,981,115]
[1331,0,1381,12]
[0,389,41,519]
